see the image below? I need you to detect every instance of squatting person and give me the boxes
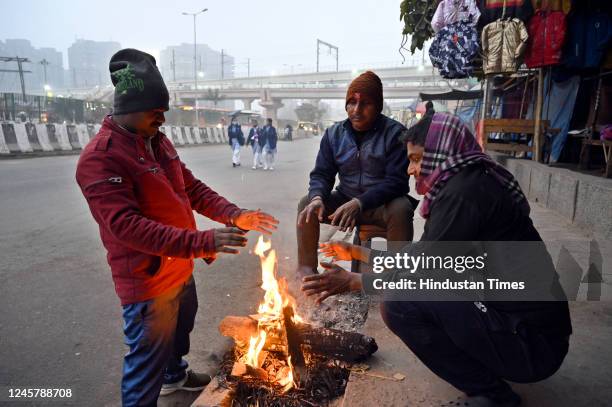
[75,49,279,406]
[302,112,571,407]
[296,70,415,275]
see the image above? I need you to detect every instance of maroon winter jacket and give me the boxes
[76,116,241,305]
[524,10,567,68]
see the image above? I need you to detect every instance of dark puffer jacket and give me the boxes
[308,115,409,210]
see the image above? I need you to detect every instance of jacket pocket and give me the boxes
[128,252,164,277]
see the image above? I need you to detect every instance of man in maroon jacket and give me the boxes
[76,49,278,406]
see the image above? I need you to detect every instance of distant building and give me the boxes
[67,39,121,88]
[0,39,64,94]
[159,43,234,83]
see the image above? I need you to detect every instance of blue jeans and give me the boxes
[121,276,198,407]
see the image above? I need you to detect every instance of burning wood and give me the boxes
[231,236,302,392]
[219,235,377,403]
[219,315,378,363]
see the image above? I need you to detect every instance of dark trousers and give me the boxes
[121,276,198,407]
[380,301,569,396]
[297,192,414,272]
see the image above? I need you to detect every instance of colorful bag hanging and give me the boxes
[429,20,480,78]
[524,9,567,68]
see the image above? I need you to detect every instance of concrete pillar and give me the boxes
[242,98,255,111]
[259,98,284,123]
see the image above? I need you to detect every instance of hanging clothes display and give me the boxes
[530,0,571,14]
[482,18,529,74]
[543,74,581,162]
[524,10,567,68]
[432,0,481,33]
[429,21,480,78]
[478,0,534,26]
[562,8,612,69]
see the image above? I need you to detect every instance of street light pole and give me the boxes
[182,8,208,127]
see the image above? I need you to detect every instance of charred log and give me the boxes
[219,315,377,362]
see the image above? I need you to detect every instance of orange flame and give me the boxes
[241,236,301,391]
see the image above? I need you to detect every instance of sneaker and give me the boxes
[159,370,212,396]
[252,166,257,170]
[269,167,274,171]
[263,166,268,171]
[232,163,236,167]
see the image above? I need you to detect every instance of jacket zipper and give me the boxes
[542,12,548,67]
[357,147,363,190]
[83,176,123,189]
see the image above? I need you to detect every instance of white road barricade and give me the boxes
[13,123,34,153]
[181,127,194,144]
[0,123,11,154]
[55,123,74,151]
[76,124,91,149]
[191,127,202,144]
[172,126,185,145]
[34,124,54,151]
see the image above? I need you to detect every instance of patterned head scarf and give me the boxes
[418,113,530,218]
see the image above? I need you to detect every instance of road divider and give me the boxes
[0,122,232,156]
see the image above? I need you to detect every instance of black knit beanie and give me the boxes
[109,48,169,115]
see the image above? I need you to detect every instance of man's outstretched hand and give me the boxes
[213,227,248,254]
[328,198,360,232]
[297,197,325,227]
[301,261,362,304]
[234,210,279,235]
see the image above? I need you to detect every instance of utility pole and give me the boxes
[182,8,208,126]
[316,39,339,72]
[171,49,176,82]
[247,58,250,78]
[221,49,224,80]
[0,56,31,98]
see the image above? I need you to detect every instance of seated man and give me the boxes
[297,70,414,274]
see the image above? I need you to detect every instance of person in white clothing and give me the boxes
[246,120,263,169]
[261,118,278,171]
[227,117,244,168]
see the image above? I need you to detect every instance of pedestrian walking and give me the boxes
[261,118,278,170]
[228,117,244,167]
[246,120,263,169]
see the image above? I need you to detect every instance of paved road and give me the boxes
[0,138,321,406]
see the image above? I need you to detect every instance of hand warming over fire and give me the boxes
[213,227,248,254]
[234,209,279,235]
[301,261,362,304]
[328,198,361,232]
[319,241,370,263]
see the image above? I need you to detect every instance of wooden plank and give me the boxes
[483,119,551,134]
[191,376,234,407]
[485,143,533,153]
[534,68,545,162]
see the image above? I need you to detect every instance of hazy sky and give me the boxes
[1,0,424,76]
